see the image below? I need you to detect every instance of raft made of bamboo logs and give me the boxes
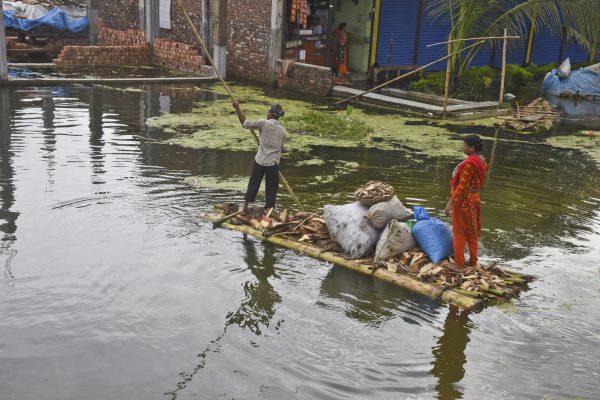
[201,212,532,311]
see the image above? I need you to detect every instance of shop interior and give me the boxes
[283,0,374,78]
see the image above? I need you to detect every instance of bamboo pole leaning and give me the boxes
[499,28,508,104]
[442,35,452,119]
[334,40,486,106]
[426,35,520,47]
[175,0,305,211]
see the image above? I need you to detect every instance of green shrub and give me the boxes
[505,64,534,87]
[525,63,557,80]
[408,72,446,95]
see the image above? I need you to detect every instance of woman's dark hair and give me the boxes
[339,22,347,30]
[464,134,484,153]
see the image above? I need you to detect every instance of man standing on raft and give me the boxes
[445,135,488,271]
[233,101,287,215]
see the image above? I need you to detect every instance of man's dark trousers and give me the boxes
[245,161,279,209]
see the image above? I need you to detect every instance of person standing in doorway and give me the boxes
[233,101,287,215]
[445,135,488,271]
[332,22,349,75]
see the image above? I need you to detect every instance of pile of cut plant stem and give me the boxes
[501,98,560,133]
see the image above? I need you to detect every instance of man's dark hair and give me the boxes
[269,104,285,119]
[338,22,347,30]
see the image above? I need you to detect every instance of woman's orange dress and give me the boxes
[451,161,487,267]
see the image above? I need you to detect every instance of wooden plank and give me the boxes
[446,101,500,112]
[333,86,444,113]
[382,88,472,105]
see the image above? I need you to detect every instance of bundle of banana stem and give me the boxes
[382,250,531,300]
[501,98,559,133]
[354,181,395,206]
[222,204,342,253]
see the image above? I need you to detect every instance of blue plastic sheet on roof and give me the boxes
[541,67,600,97]
[3,8,88,33]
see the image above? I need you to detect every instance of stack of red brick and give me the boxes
[97,22,146,47]
[54,46,150,65]
[153,39,210,74]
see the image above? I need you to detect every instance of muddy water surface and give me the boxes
[0,85,599,400]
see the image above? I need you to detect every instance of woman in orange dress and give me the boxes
[332,22,349,75]
[445,135,487,271]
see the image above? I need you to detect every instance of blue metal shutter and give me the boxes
[531,28,560,65]
[416,10,450,70]
[563,42,589,64]
[376,0,419,66]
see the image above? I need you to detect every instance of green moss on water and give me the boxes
[183,175,257,193]
[546,131,600,166]
[146,84,483,158]
[148,83,600,165]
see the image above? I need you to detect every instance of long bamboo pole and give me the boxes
[442,36,452,119]
[499,28,508,104]
[334,40,485,106]
[0,1,9,82]
[174,0,305,211]
[427,35,519,47]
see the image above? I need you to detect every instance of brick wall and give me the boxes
[153,39,213,74]
[226,0,273,82]
[159,0,204,46]
[276,60,333,95]
[54,46,151,65]
[99,0,140,31]
[96,21,146,47]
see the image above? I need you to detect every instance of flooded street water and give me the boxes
[0,85,599,400]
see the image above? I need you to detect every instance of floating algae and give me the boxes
[147,84,600,163]
[146,85,493,158]
[546,131,600,166]
[183,175,256,193]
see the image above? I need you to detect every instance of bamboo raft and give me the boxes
[201,210,533,311]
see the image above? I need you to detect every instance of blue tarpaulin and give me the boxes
[3,8,88,33]
[541,66,600,97]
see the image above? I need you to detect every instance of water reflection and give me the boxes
[0,88,19,272]
[225,236,283,335]
[167,236,283,399]
[41,92,56,188]
[431,306,472,400]
[88,88,106,183]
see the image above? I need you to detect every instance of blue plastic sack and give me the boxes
[412,218,453,264]
[413,206,430,221]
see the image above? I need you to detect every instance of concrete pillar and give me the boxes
[213,0,227,78]
[145,0,159,43]
[86,0,100,44]
[268,0,285,83]
[0,1,9,82]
